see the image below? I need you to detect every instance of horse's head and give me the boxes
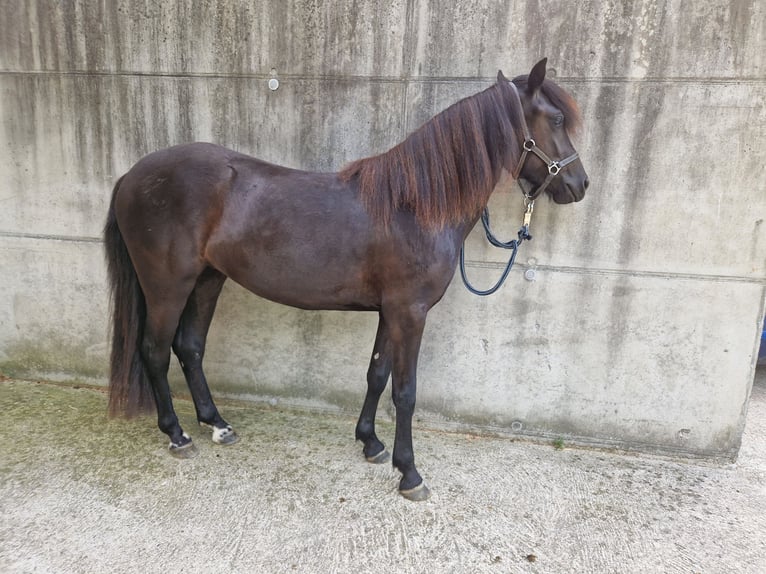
[504,59,589,204]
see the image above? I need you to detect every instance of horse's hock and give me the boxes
[0,1,764,466]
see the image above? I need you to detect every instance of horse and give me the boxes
[104,58,589,501]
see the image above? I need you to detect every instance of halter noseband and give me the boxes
[509,82,579,201]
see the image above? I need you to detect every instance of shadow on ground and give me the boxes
[1,368,764,573]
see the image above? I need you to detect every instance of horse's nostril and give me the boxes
[583,177,590,190]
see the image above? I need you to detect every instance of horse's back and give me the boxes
[114,142,303,239]
[118,142,287,198]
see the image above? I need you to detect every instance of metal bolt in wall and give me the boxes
[268,68,279,91]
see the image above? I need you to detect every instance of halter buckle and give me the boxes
[548,162,560,175]
[523,139,536,152]
[523,200,534,227]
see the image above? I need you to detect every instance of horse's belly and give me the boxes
[208,242,379,311]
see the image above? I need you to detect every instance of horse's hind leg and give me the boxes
[355,314,392,463]
[141,278,200,458]
[172,267,238,446]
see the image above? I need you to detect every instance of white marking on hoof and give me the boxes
[169,432,192,449]
[210,425,239,445]
[168,433,198,458]
[200,422,239,445]
[213,426,234,444]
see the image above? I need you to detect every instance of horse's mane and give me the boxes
[339,74,581,230]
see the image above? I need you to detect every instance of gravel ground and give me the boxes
[1,367,764,574]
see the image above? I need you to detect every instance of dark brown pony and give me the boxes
[104,59,588,501]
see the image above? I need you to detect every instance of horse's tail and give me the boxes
[104,175,154,417]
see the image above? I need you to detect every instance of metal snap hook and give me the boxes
[523,200,534,227]
[523,190,534,204]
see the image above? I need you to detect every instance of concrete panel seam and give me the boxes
[3,70,765,85]
[566,77,766,86]
[462,259,766,285]
[0,231,102,244]
[0,69,408,84]
[2,231,762,285]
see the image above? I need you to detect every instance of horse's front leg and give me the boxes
[387,303,431,501]
[355,314,392,463]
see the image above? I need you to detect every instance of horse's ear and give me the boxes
[497,70,508,83]
[528,58,548,93]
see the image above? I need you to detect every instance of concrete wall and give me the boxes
[1,0,764,459]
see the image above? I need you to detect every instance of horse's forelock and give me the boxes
[511,75,583,136]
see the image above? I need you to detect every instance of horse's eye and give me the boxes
[553,115,564,127]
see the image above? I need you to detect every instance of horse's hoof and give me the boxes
[201,422,239,445]
[399,481,431,502]
[169,436,198,459]
[365,449,390,464]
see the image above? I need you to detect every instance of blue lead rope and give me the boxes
[459,207,533,296]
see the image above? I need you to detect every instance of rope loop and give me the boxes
[459,207,532,296]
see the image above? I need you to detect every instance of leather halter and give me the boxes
[509,82,579,200]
